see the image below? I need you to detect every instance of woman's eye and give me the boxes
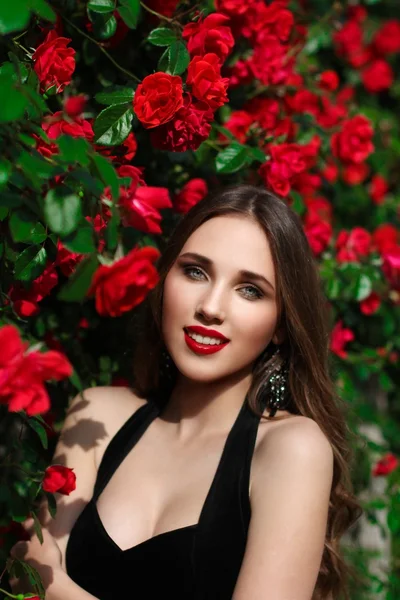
[182,265,263,301]
[183,266,205,280]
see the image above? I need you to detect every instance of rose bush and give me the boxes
[0,1,399,598]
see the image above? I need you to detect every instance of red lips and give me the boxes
[185,325,229,342]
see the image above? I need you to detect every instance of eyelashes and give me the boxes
[181,265,264,301]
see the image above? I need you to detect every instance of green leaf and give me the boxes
[11,495,30,522]
[62,220,97,254]
[91,153,120,199]
[27,417,48,449]
[45,491,58,519]
[354,273,373,302]
[118,0,140,29]
[215,142,250,174]
[17,149,55,186]
[0,192,22,208]
[147,27,177,46]
[0,63,29,122]
[0,0,30,34]
[57,253,99,302]
[94,103,134,146]
[9,209,47,244]
[44,189,82,236]
[88,0,115,13]
[57,135,90,166]
[0,159,12,186]
[92,13,117,39]
[212,123,236,141]
[95,87,135,106]
[31,0,56,22]
[19,560,45,598]
[14,246,47,282]
[105,208,119,250]
[159,41,189,75]
[31,511,43,544]
[247,146,266,162]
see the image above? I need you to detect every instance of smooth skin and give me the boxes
[10,215,333,599]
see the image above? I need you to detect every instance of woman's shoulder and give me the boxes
[255,410,333,475]
[77,385,149,470]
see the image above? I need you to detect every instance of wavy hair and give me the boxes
[130,183,363,599]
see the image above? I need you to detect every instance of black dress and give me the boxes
[66,391,264,599]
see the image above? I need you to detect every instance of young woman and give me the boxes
[11,184,362,600]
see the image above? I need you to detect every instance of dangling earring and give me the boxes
[260,347,291,417]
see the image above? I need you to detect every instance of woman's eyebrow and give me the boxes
[178,252,275,292]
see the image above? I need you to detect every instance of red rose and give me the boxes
[381,246,400,291]
[35,111,94,157]
[342,163,369,186]
[64,95,87,118]
[226,58,254,88]
[373,20,400,55]
[32,29,76,94]
[369,174,388,205]
[6,262,58,318]
[303,212,333,256]
[372,224,399,255]
[372,453,399,477]
[320,160,338,183]
[330,320,355,359]
[250,34,293,86]
[259,142,308,197]
[87,246,161,317]
[183,13,234,63]
[187,53,229,110]
[55,239,85,277]
[255,2,294,42]
[95,131,138,164]
[220,110,253,143]
[304,196,333,223]
[144,0,179,17]
[0,324,72,415]
[318,70,339,92]
[215,0,255,17]
[106,164,171,234]
[42,465,76,495]
[360,292,381,316]
[362,59,393,93]
[244,97,280,132]
[133,72,184,128]
[333,20,367,68]
[43,112,93,142]
[316,96,347,129]
[335,227,372,263]
[331,115,374,165]
[175,178,209,214]
[150,95,213,152]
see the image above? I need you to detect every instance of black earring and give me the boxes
[260,348,291,417]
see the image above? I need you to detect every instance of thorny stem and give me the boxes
[57,11,141,83]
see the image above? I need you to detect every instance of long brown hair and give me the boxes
[131,183,363,599]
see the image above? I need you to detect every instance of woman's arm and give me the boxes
[232,417,334,600]
[47,568,100,600]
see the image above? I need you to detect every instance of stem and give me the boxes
[58,12,141,83]
[0,462,43,479]
[0,586,22,598]
[204,139,222,151]
[139,2,173,22]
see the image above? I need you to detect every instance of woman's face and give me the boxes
[162,215,283,384]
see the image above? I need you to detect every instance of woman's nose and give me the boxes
[196,287,226,322]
